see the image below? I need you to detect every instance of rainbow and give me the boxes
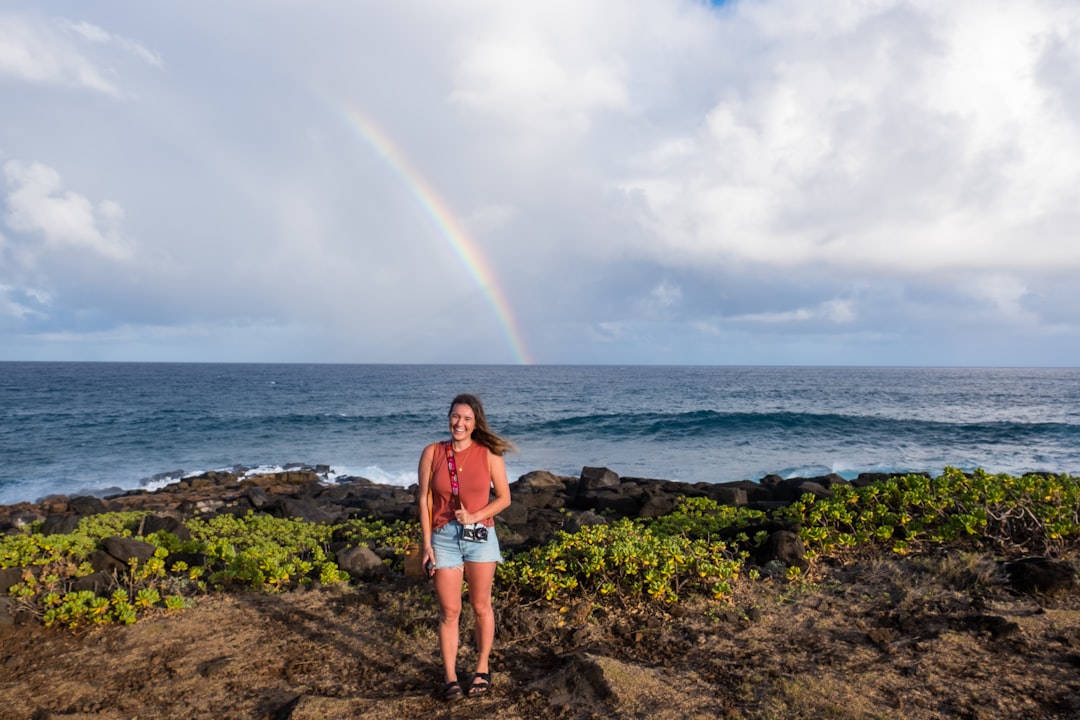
[341,109,533,365]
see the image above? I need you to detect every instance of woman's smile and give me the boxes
[449,404,475,448]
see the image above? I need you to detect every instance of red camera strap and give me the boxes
[442,441,460,499]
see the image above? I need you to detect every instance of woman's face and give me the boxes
[448,403,476,444]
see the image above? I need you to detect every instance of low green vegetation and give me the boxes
[497,498,777,605]
[784,467,1080,557]
[496,517,747,605]
[2,469,1078,629]
[1,512,412,629]
[179,513,351,590]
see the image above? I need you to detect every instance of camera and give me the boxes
[462,522,488,543]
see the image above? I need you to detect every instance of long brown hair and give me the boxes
[448,393,515,456]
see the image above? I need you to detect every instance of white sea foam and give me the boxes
[141,473,185,494]
[330,464,415,487]
[136,463,419,496]
[781,464,835,480]
[139,464,328,495]
[242,464,289,478]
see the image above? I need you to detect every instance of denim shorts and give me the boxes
[431,520,503,568]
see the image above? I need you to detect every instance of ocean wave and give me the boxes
[519,410,1080,444]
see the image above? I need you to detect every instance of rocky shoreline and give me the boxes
[0,463,894,541]
[0,464,882,571]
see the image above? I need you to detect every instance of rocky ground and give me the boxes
[1,469,1079,719]
[3,549,1079,720]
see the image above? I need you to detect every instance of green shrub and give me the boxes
[498,516,748,606]
[783,468,1080,556]
[646,496,767,540]
[183,512,343,591]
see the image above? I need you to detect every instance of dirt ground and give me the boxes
[2,550,1079,720]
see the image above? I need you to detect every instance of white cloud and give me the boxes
[965,274,1036,324]
[637,280,683,319]
[60,20,163,68]
[0,282,45,320]
[621,0,1080,279]
[592,321,631,343]
[24,286,51,305]
[0,13,160,98]
[3,160,132,261]
[726,298,857,326]
[822,299,857,324]
[451,38,628,137]
[0,14,117,93]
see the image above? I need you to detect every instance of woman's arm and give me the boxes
[417,443,436,568]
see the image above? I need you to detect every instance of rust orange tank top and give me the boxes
[430,442,495,530]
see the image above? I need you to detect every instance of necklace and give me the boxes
[451,440,472,470]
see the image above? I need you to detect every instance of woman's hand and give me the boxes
[454,508,475,526]
[422,545,435,577]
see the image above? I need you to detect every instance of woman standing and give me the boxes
[417,393,513,701]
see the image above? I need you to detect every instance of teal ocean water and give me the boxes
[1,363,1078,505]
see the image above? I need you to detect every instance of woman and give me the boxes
[418,393,513,701]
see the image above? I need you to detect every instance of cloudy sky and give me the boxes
[2,1,1079,366]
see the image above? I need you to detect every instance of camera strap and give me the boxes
[441,441,462,504]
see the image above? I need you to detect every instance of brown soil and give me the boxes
[2,550,1079,720]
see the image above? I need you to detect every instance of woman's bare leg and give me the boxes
[433,566,464,682]
[464,561,497,674]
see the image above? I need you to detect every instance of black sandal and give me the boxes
[468,672,491,697]
[441,680,464,702]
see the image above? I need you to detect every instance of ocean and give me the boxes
[1,362,1078,505]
